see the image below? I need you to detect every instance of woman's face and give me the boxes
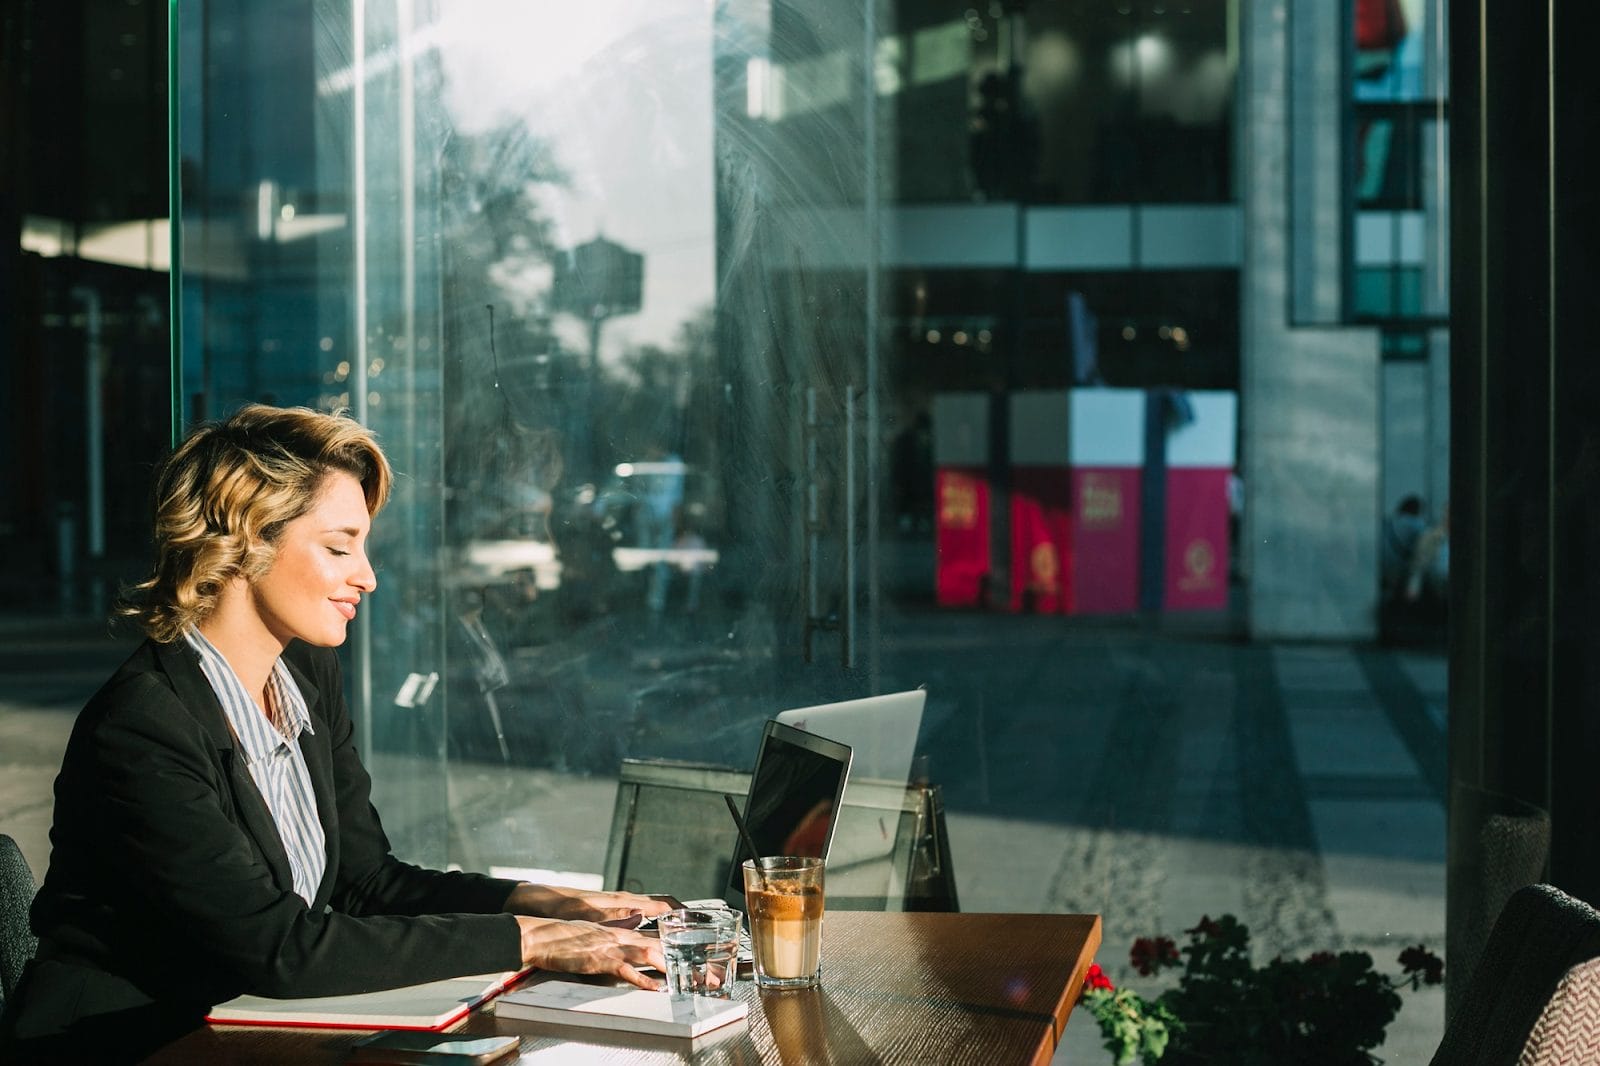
[249,470,376,648]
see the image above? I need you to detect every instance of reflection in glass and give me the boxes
[174,0,1449,1054]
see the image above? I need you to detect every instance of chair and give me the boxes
[603,759,753,901]
[0,833,40,1010]
[1518,955,1600,1064]
[1446,785,1551,1019]
[1430,883,1600,1066]
[602,759,959,911]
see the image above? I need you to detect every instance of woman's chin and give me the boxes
[297,624,350,648]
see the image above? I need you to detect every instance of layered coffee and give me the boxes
[748,884,823,980]
[742,856,826,988]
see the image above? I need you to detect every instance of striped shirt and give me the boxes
[184,628,327,906]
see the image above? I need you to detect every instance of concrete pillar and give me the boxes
[1240,0,1382,640]
[1381,361,1425,513]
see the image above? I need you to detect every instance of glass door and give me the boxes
[175,0,887,881]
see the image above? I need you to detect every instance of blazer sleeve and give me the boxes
[84,673,524,999]
[306,647,523,919]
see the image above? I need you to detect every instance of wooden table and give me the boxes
[146,912,1102,1065]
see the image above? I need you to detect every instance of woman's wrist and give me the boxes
[505,877,563,915]
[503,881,578,919]
[503,883,668,923]
[513,914,553,966]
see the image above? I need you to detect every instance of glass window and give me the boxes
[1350,0,1447,327]
[174,0,1449,1055]
[888,1,1233,205]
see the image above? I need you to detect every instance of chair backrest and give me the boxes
[602,759,959,911]
[603,759,753,902]
[0,832,40,1007]
[1446,789,1552,1019]
[1431,883,1600,1066]
[1518,955,1600,1065]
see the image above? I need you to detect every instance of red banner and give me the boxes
[1164,468,1231,610]
[1010,467,1072,613]
[935,467,990,606]
[1069,467,1141,614]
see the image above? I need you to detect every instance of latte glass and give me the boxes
[742,856,825,989]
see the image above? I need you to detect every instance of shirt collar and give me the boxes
[183,628,315,765]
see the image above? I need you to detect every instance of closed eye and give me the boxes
[328,548,350,557]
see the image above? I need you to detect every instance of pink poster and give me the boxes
[1010,467,1073,613]
[1069,467,1142,614]
[1164,468,1231,610]
[935,467,990,607]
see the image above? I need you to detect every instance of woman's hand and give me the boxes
[514,916,666,990]
[504,883,673,924]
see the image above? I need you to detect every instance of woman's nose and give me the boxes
[352,553,377,593]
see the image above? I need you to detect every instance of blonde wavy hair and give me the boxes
[120,404,393,643]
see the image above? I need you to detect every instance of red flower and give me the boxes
[1130,936,1181,976]
[1083,963,1114,992]
[1398,944,1444,985]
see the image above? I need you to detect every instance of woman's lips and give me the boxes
[332,600,357,621]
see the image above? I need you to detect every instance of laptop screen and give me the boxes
[725,719,852,908]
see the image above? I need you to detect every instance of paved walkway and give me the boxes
[0,610,1446,1061]
[867,615,1447,1062]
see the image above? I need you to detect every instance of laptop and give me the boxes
[723,719,853,910]
[776,690,928,905]
[774,689,926,787]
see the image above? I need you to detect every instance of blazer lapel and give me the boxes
[285,650,340,910]
[153,638,297,897]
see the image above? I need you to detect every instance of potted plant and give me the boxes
[1078,914,1443,1065]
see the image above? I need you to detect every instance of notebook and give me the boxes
[494,974,747,1039]
[206,968,530,1031]
[723,718,852,910]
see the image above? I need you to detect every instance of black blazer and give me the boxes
[1,638,523,1054]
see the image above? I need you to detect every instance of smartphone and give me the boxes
[345,1031,521,1065]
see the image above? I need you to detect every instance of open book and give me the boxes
[206,969,529,1031]
[494,975,747,1039]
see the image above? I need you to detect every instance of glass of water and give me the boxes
[656,907,743,998]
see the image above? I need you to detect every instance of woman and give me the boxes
[0,405,668,1061]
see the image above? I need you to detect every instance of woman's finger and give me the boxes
[632,938,666,972]
[614,962,661,991]
[607,933,663,970]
